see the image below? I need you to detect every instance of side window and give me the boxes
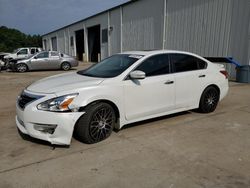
[135,54,170,77]
[17,49,28,55]
[50,52,59,57]
[102,29,108,43]
[70,36,74,46]
[198,59,207,69]
[170,54,206,73]
[36,52,49,59]
[31,49,36,54]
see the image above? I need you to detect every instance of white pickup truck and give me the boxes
[4,47,42,62]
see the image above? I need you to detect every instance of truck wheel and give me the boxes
[74,102,116,144]
[16,64,28,72]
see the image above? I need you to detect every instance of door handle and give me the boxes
[165,80,174,84]
[199,75,206,78]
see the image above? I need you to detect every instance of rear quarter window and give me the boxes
[170,54,207,73]
[198,59,207,69]
[50,52,59,57]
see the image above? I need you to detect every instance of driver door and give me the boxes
[17,49,29,59]
[30,52,49,70]
[123,54,175,121]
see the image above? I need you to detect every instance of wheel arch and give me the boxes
[203,84,220,97]
[61,61,70,66]
[16,62,29,71]
[198,84,221,113]
[79,99,121,129]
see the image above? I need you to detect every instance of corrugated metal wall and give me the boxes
[164,0,232,57]
[248,16,250,65]
[229,0,250,66]
[42,0,250,68]
[57,30,65,52]
[163,0,250,77]
[110,8,121,55]
[64,29,69,55]
[122,0,164,51]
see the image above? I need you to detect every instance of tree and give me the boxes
[0,26,42,52]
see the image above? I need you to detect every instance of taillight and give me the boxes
[220,70,228,79]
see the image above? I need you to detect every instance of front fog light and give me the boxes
[34,124,57,134]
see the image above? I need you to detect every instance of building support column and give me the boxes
[64,30,67,53]
[120,6,123,53]
[162,0,167,49]
[73,33,77,57]
[108,11,111,56]
[68,29,70,55]
[83,24,89,62]
[56,33,59,51]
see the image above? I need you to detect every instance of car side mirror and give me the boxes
[129,70,146,80]
[34,56,37,59]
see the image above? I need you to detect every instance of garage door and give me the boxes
[51,37,57,51]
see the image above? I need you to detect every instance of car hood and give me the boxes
[0,52,10,56]
[27,72,104,94]
[16,58,30,63]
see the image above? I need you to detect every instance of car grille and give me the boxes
[18,91,43,110]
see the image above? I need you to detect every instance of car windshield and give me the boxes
[77,54,142,78]
[27,53,36,59]
[13,48,20,53]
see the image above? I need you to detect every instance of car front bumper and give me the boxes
[16,97,85,145]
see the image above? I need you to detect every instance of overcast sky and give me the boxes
[0,0,129,35]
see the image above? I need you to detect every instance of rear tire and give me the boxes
[61,62,71,71]
[199,86,219,113]
[74,102,116,144]
[16,63,28,73]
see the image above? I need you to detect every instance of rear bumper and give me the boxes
[16,100,84,145]
[218,79,229,101]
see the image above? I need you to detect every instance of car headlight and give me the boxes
[37,93,78,112]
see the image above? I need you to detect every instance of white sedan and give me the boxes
[16,50,229,145]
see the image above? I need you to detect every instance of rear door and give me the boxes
[170,53,208,108]
[30,48,36,55]
[47,51,61,69]
[124,54,175,121]
[30,52,49,70]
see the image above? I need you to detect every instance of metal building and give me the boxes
[42,0,250,76]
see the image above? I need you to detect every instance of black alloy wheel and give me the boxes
[199,86,219,113]
[74,102,116,144]
[89,105,114,142]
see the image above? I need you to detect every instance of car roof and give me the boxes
[120,50,200,57]
[38,51,58,53]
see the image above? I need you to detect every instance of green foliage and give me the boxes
[0,26,42,52]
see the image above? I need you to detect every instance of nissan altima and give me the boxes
[16,50,228,145]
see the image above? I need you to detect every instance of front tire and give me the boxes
[16,63,28,72]
[199,86,220,113]
[74,102,116,144]
[61,62,71,71]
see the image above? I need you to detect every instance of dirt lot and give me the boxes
[0,63,250,188]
